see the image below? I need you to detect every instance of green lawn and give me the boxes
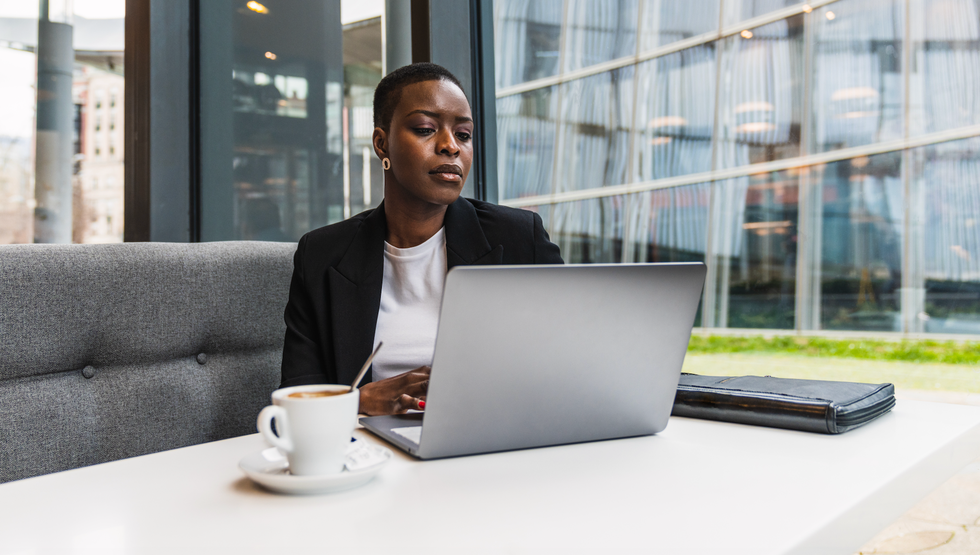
[688,335,980,365]
[682,352,980,394]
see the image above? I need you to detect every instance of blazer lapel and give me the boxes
[328,203,387,386]
[444,198,503,269]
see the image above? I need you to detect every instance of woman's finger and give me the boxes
[403,379,429,397]
[394,394,421,414]
[395,368,430,388]
[407,365,431,377]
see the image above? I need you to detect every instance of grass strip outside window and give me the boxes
[687,335,980,365]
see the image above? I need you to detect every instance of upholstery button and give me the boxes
[82,366,96,379]
[196,353,207,365]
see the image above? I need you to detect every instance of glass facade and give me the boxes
[494,0,980,335]
[915,137,980,334]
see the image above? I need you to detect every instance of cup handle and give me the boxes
[257,405,293,453]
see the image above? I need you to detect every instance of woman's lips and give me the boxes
[430,164,462,182]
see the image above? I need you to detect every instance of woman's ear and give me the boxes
[372,128,388,160]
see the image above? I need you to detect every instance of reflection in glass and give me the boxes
[639,0,721,51]
[494,0,564,89]
[555,68,634,193]
[200,1,382,241]
[715,172,799,328]
[914,137,980,334]
[541,197,624,263]
[816,153,903,331]
[633,45,716,183]
[723,0,804,26]
[716,15,804,168]
[625,183,711,327]
[563,0,637,72]
[811,0,903,153]
[232,70,309,119]
[497,87,559,200]
[627,184,710,325]
[910,0,980,135]
[627,184,709,263]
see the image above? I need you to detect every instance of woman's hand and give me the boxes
[358,366,430,416]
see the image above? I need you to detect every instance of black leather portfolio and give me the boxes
[672,374,896,434]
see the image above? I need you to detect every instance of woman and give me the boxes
[279,63,562,415]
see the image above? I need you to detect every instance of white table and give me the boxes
[2,400,979,555]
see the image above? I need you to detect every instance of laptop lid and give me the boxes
[408,262,706,459]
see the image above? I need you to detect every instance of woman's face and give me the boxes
[376,79,473,209]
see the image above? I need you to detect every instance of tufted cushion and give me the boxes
[0,241,296,483]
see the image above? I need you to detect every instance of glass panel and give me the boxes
[909,0,980,135]
[626,185,710,325]
[723,0,804,26]
[0,0,125,244]
[915,137,980,334]
[810,0,904,153]
[816,152,904,331]
[633,45,716,183]
[541,196,625,263]
[716,15,805,168]
[496,86,559,200]
[640,0,721,52]
[563,0,637,73]
[554,68,634,193]
[714,171,799,329]
[200,0,383,241]
[494,0,564,89]
[627,184,710,263]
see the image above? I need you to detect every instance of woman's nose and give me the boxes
[436,129,460,156]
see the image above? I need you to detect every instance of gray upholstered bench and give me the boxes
[0,241,295,483]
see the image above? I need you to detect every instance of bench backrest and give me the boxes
[0,241,295,483]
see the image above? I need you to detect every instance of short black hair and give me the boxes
[373,62,466,131]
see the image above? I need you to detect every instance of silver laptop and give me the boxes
[360,262,706,459]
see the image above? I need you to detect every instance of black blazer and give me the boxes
[280,197,563,389]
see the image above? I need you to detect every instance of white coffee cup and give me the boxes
[257,384,359,476]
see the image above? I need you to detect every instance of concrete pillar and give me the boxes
[384,0,412,74]
[34,0,75,243]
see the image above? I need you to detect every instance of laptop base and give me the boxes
[360,413,424,458]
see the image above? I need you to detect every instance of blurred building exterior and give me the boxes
[75,67,125,243]
[0,6,125,244]
[493,0,980,336]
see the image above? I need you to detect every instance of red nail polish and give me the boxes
[419,401,426,409]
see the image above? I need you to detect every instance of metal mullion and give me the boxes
[620,0,645,264]
[900,0,920,335]
[796,4,815,332]
[703,0,728,329]
[547,0,570,203]
[124,0,151,242]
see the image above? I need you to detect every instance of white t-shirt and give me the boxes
[371,227,447,382]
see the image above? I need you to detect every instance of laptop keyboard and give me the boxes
[391,426,422,445]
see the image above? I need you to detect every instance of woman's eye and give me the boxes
[414,127,435,135]
[456,132,471,142]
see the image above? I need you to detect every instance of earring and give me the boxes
[382,158,391,170]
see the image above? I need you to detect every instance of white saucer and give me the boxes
[239,441,392,495]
